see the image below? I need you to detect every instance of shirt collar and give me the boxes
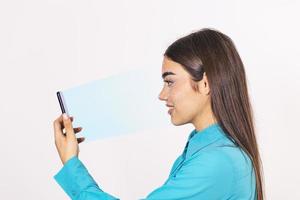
[184,123,227,158]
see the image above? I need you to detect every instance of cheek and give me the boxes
[177,95,199,116]
[170,84,197,110]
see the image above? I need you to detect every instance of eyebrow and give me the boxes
[162,71,176,79]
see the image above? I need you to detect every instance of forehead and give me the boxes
[161,57,188,78]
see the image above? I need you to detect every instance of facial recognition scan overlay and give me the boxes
[58,68,170,142]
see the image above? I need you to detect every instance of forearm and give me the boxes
[54,156,119,200]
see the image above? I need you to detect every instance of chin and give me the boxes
[170,116,190,126]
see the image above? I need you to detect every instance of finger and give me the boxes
[59,115,73,129]
[53,115,76,138]
[74,127,83,134]
[77,137,85,144]
[62,113,76,140]
[53,115,64,139]
[62,127,82,135]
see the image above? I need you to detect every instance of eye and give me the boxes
[164,80,174,87]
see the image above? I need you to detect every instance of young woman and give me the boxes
[53,28,264,199]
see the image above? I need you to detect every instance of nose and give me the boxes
[158,88,167,101]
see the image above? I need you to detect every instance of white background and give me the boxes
[0,0,299,199]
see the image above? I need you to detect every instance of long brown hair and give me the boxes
[164,28,264,200]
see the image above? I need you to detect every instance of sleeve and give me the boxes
[143,150,235,200]
[54,156,119,200]
[54,150,234,200]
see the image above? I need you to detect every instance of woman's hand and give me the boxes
[53,113,85,165]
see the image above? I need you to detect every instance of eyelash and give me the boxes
[164,80,174,86]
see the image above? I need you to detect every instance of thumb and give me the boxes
[62,113,76,140]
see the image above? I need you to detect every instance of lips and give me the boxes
[168,108,174,115]
[166,104,174,115]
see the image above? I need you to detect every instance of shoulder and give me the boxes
[188,137,254,181]
[185,147,236,179]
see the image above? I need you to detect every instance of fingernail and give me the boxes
[63,113,69,120]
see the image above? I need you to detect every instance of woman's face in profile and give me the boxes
[159,56,211,127]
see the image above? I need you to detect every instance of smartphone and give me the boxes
[56,91,68,114]
[56,91,69,135]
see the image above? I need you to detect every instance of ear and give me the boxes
[197,72,210,95]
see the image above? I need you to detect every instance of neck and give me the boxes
[192,105,217,132]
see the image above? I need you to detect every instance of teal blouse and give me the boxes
[54,123,257,199]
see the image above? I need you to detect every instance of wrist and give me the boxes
[63,155,78,165]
